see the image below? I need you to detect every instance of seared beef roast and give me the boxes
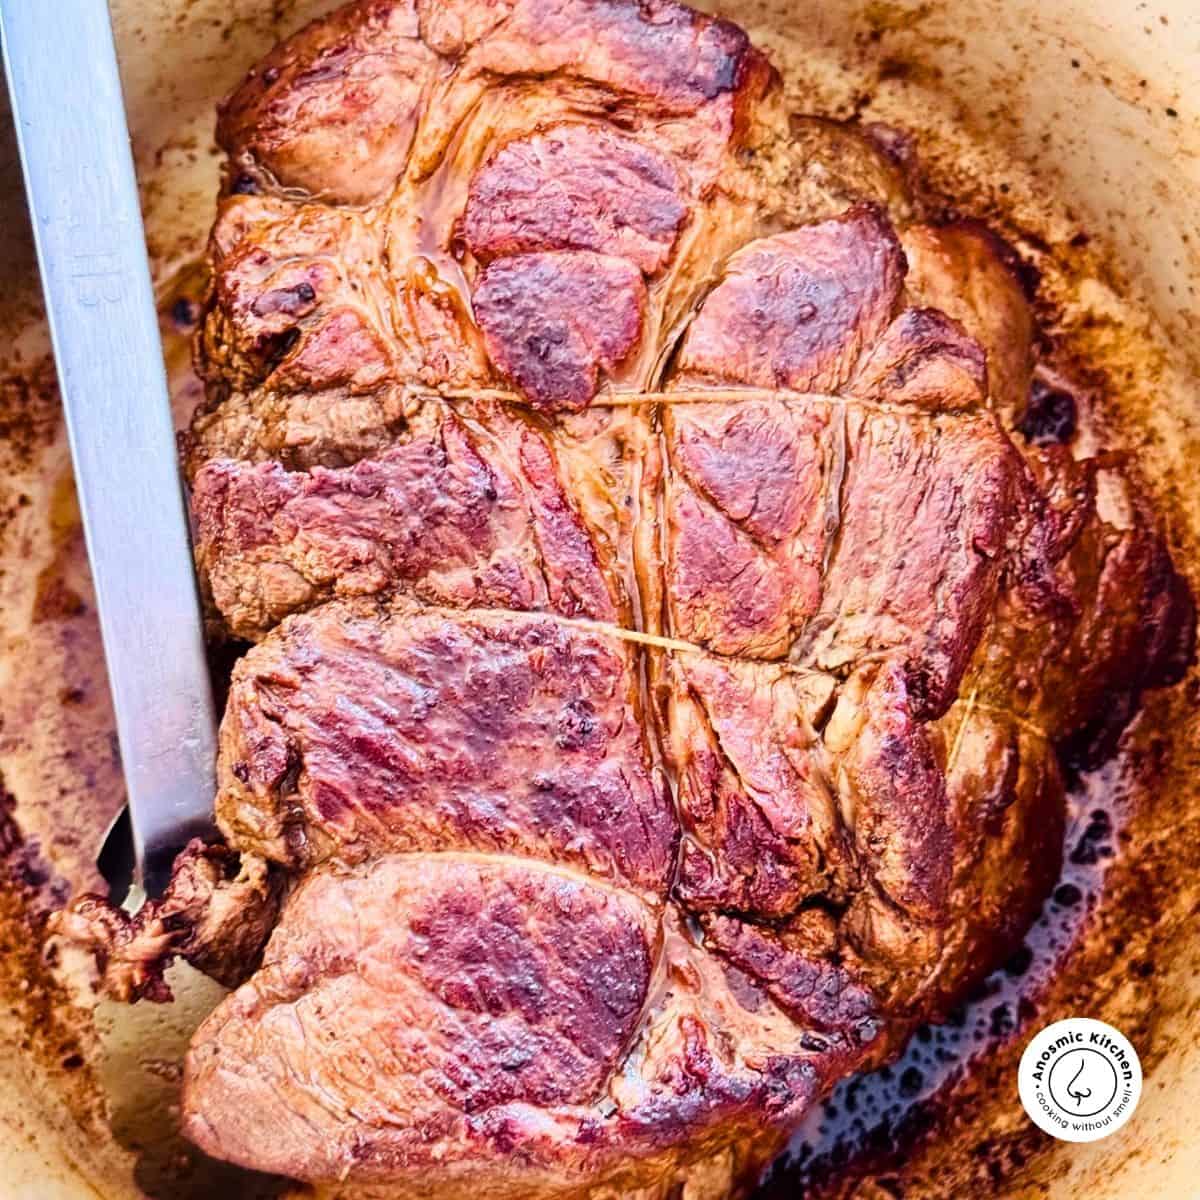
[52,0,1194,1197]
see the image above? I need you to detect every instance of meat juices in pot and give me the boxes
[49,1,1195,1197]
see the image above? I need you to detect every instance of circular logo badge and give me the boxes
[1018,1018,1142,1142]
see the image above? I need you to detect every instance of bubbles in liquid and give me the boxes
[757,765,1123,1196]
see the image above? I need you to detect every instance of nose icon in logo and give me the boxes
[1047,1049,1119,1120]
[1066,1059,1092,1108]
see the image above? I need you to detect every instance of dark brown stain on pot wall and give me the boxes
[0,773,113,1158]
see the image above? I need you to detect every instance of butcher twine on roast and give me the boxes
[52,2,1194,1199]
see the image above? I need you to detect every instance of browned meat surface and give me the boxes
[53,1,1195,1198]
[185,875,865,1199]
[902,220,1036,424]
[667,656,951,921]
[191,400,621,640]
[193,0,773,424]
[473,251,648,409]
[215,0,439,205]
[184,856,660,1181]
[462,124,688,273]
[967,452,1196,767]
[658,396,1026,697]
[48,841,281,1002]
[214,601,675,894]
[674,207,907,393]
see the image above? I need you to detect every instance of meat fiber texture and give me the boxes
[54,1,1195,1198]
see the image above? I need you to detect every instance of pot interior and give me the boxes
[0,1,1196,1197]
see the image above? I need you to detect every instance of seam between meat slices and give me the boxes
[287,603,1056,741]
[381,607,1056,736]
[420,383,985,418]
[821,403,850,579]
[316,848,668,907]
